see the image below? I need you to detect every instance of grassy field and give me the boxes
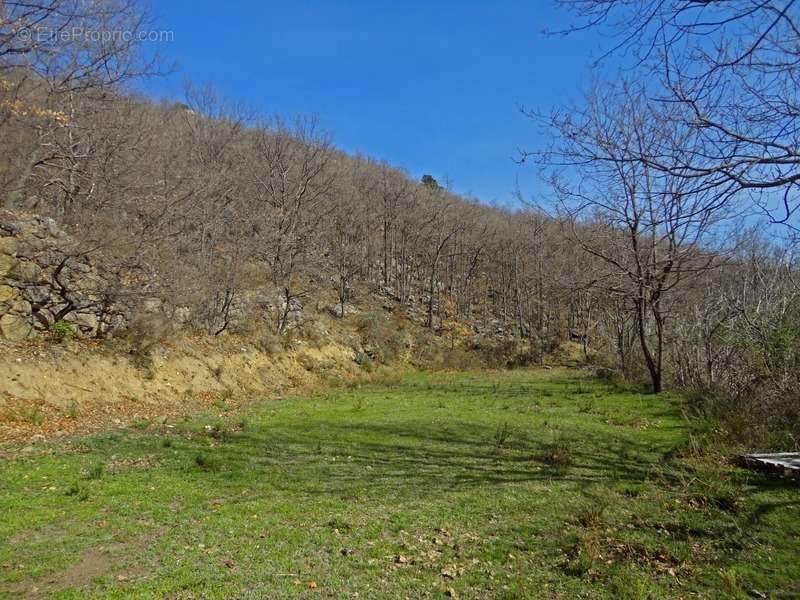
[0,368,797,599]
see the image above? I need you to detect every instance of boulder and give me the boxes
[0,285,17,302]
[0,313,32,340]
[24,285,51,304]
[9,260,44,283]
[72,312,99,333]
[0,236,17,256]
[0,254,16,278]
[327,303,355,318]
[10,299,31,314]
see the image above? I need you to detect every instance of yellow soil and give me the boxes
[0,336,368,445]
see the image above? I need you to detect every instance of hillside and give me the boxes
[2,2,800,598]
[0,210,548,444]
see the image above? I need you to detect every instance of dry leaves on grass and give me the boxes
[440,564,464,579]
[596,537,682,573]
[106,454,158,474]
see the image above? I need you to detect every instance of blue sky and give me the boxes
[140,1,607,207]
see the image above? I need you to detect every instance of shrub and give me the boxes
[686,478,740,513]
[608,570,654,600]
[203,422,228,441]
[355,311,406,364]
[49,319,75,342]
[439,348,483,370]
[297,353,317,371]
[256,332,284,355]
[129,418,150,430]
[65,402,80,419]
[298,319,328,348]
[326,516,352,532]
[126,313,174,368]
[477,339,540,369]
[563,535,598,576]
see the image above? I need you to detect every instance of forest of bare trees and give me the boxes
[1,0,798,445]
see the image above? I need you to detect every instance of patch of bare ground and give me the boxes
[0,332,369,445]
[2,529,163,598]
[3,543,122,598]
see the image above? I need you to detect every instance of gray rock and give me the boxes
[327,303,355,317]
[72,260,91,273]
[43,217,67,239]
[0,211,127,339]
[38,250,67,267]
[24,285,51,304]
[72,312,99,333]
[31,308,55,329]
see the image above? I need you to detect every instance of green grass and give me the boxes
[0,368,797,598]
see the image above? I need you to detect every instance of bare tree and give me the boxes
[325,158,371,317]
[1,0,160,209]
[246,116,335,332]
[418,191,464,329]
[1,0,158,91]
[540,84,732,392]
[554,0,800,223]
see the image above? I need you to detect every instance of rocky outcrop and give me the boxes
[0,211,125,340]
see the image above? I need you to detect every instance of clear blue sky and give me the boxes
[139,1,606,207]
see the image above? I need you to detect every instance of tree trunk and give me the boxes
[635,298,662,393]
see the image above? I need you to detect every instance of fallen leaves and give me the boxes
[106,454,158,474]
[440,564,464,579]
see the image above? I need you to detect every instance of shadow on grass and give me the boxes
[165,417,676,499]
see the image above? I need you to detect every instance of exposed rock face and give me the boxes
[0,211,126,340]
[327,303,355,318]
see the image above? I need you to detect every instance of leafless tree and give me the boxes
[246,116,335,332]
[540,83,732,392]
[554,0,800,224]
[1,0,158,91]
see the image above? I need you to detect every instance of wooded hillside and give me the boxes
[1,0,798,446]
